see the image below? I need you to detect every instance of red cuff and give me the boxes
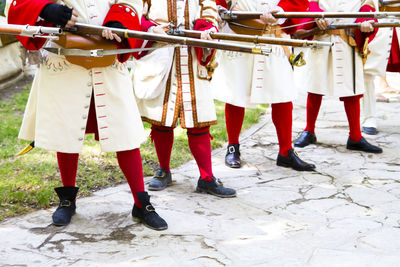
[216,0,228,9]
[297,2,324,39]
[354,5,378,52]
[278,0,309,34]
[278,0,309,13]
[193,19,217,66]
[103,4,140,62]
[8,0,54,50]
[132,17,156,59]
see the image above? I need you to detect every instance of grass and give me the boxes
[0,86,266,221]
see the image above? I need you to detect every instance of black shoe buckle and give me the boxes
[145,205,155,212]
[60,200,72,207]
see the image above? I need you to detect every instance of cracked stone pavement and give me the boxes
[1,87,400,266]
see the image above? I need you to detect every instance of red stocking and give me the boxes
[225,103,245,145]
[305,93,323,134]
[57,152,79,187]
[116,148,145,208]
[150,125,174,172]
[187,127,214,181]
[271,102,293,157]
[340,95,363,142]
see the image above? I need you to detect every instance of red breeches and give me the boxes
[151,125,214,181]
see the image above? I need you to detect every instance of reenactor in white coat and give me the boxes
[212,0,316,171]
[133,0,236,197]
[7,0,167,230]
[361,1,400,135]
[294,0,383,154]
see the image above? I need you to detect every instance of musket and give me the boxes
[220,11,400,21]
[0,23,272,55]
[293,22,400,39]
[167,27,333,47]
[65,23,274,55]
[381,0,400,6]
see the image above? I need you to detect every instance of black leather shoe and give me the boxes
[225,144,241,168]
[277,149,316,171]
[196,177,236,198]
[346,137,383,153]
[362,126,378,135]
[294,131,317,148]
[52,186,79,226]
[132,192,168,231]
[148,168,172,191]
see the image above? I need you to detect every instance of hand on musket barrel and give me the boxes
[315,18,330,30]
[200,28,217,41]
[360,21,374,33]
[260,8,281,25]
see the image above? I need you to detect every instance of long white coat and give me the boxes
[212,0,296,108]
[133,0,219,129]
[304,0,373,97]
[7,0,146,153]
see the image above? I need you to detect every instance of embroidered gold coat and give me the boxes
[133,0,219,129]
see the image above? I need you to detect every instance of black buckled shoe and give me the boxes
[132,192,168,231]
[362,126,378,136]
[294,131,317,148]
[225,144,241,168]
[346,137,383,154]
[196,177,237,198]
[148,168,172,191]
[277,149,316,171]
[52,186,79,226]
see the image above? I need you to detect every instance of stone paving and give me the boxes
[1,92,400,266]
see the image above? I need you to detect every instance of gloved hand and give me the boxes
[40,3,74,27]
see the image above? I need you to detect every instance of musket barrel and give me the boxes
[293,22,400,39]
[179,29,332,47]
[221,11,400,20]
[69,23,269,55]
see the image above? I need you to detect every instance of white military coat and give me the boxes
[133,0,219,129]
[212,0,296,108]
[304,0,374,97]
[7,0,146,153]
[364,1,399,77]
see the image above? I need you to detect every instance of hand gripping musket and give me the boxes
[167,27,333,48]
[293,22,400,39]
[220,10,400,21]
